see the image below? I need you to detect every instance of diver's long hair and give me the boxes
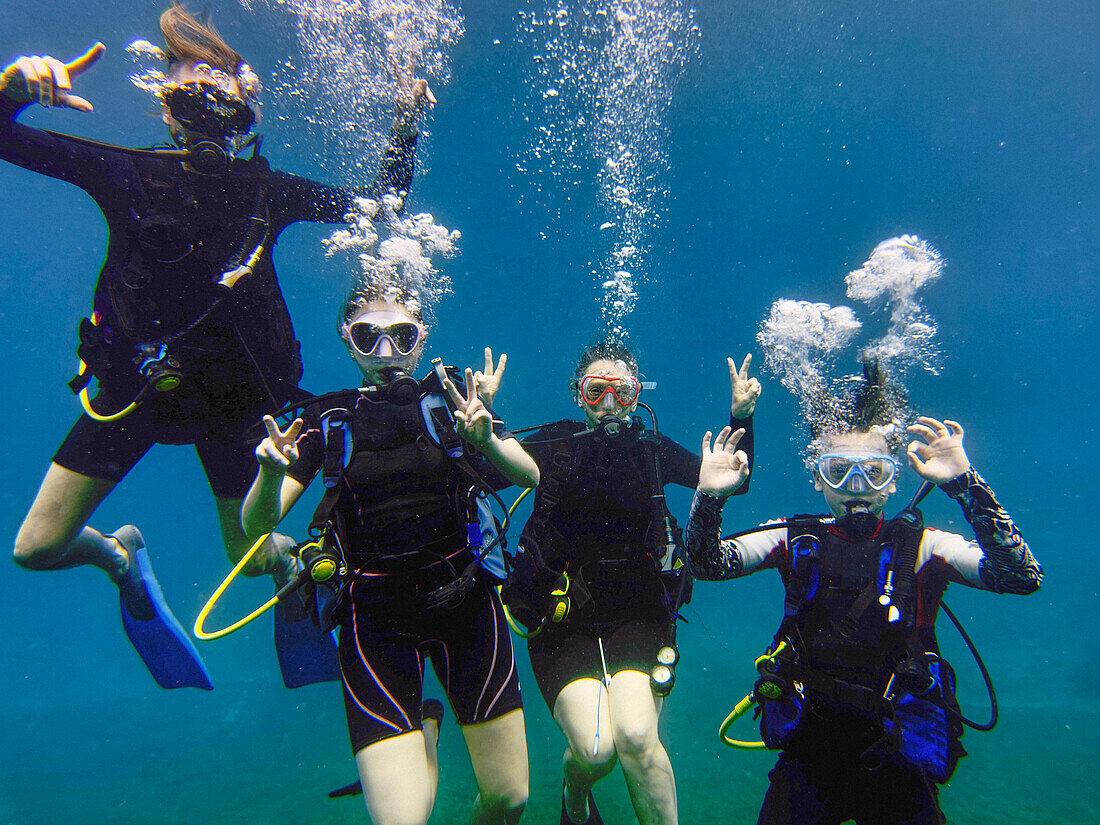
[160,1,244,74]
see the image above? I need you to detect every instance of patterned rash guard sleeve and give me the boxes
[684,491,786,581]
[939,467,1043,594]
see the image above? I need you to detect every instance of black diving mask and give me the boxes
[164,82,257,139]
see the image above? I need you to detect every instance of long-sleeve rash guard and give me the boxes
[685,467,1042,595]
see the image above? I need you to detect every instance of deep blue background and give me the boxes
[0,1,1096,822]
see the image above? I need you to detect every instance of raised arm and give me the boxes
[444,366,540,490]
[728,353,760,493]
[276,71,431,225]
[241,415,310,537]
[908,417,1041,594]
[686,427,784,580]
[0,43,119,192]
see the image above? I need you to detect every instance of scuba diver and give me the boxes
[501,345,759,825]
[5,2,431,690]
[241,293,538,825]
[686,367,1043,824]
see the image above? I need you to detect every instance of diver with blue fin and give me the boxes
[4,2,430,689]
[686,361,1042,824]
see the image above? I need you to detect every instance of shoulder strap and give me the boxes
[883,513,926,631]
[520,442,585,559]
[307,405,354,538]
[777,517,828,637]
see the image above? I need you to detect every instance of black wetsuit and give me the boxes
[519,413,753,706]
[0,95,415,496]
[286,380,522,752]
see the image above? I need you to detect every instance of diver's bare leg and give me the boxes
[462,708,529,825]
[355,731,436,825]
[13,463,126,579]
[554,678,619,822]
[424,708,441,802]
[608,670,677,825]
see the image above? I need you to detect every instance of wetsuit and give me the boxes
[685,468,1042,825]
[519,413,753,707]
[286,379,522,753]
[0,94,416,497]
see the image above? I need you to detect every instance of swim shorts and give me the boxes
[526,617,673,708]
[53,389,267,498]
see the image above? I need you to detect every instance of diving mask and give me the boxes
[816,454,900,493]
[346,320,426,357]
[163,82,257,139]
[577,374,653,407]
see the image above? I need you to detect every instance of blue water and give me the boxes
[1,1,1096,822]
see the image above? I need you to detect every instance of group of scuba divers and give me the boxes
[3,4,1043,825]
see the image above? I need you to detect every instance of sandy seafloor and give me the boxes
[1,0,1097,822]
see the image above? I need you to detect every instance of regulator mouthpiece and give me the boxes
[839,501,879,540]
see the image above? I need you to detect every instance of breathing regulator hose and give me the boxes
[718,641,791,749]
[194,534,338,640]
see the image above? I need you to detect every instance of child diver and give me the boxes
[686,363,1042,824]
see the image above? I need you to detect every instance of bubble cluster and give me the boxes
[126,39,262,105]
[517,1,700,342]
[758,235,945,451]
[240,0,463,181]
[324,192,460,322]
[758,300,864,438]
[125,39,170,97]
[846,235,944,375]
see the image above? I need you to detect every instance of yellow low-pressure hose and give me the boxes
[77,361,140,422]
[718,694,767,749]
[718,641,792,749]
[508,486,533,518]
[194,532,280,640]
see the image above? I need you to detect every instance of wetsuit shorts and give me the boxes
[526,618,672,709]
[757,717,946,825]
[53,389,266,498]
[338,572,522,753]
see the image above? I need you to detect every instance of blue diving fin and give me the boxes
[114,526,213,690]
[273,590,341,689]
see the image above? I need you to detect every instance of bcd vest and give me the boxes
[759,514,966,783]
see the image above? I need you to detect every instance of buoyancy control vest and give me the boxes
[303,368,506,580]
[503,415,689,631]
[758,513,966,782]
[69,147,302,414]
